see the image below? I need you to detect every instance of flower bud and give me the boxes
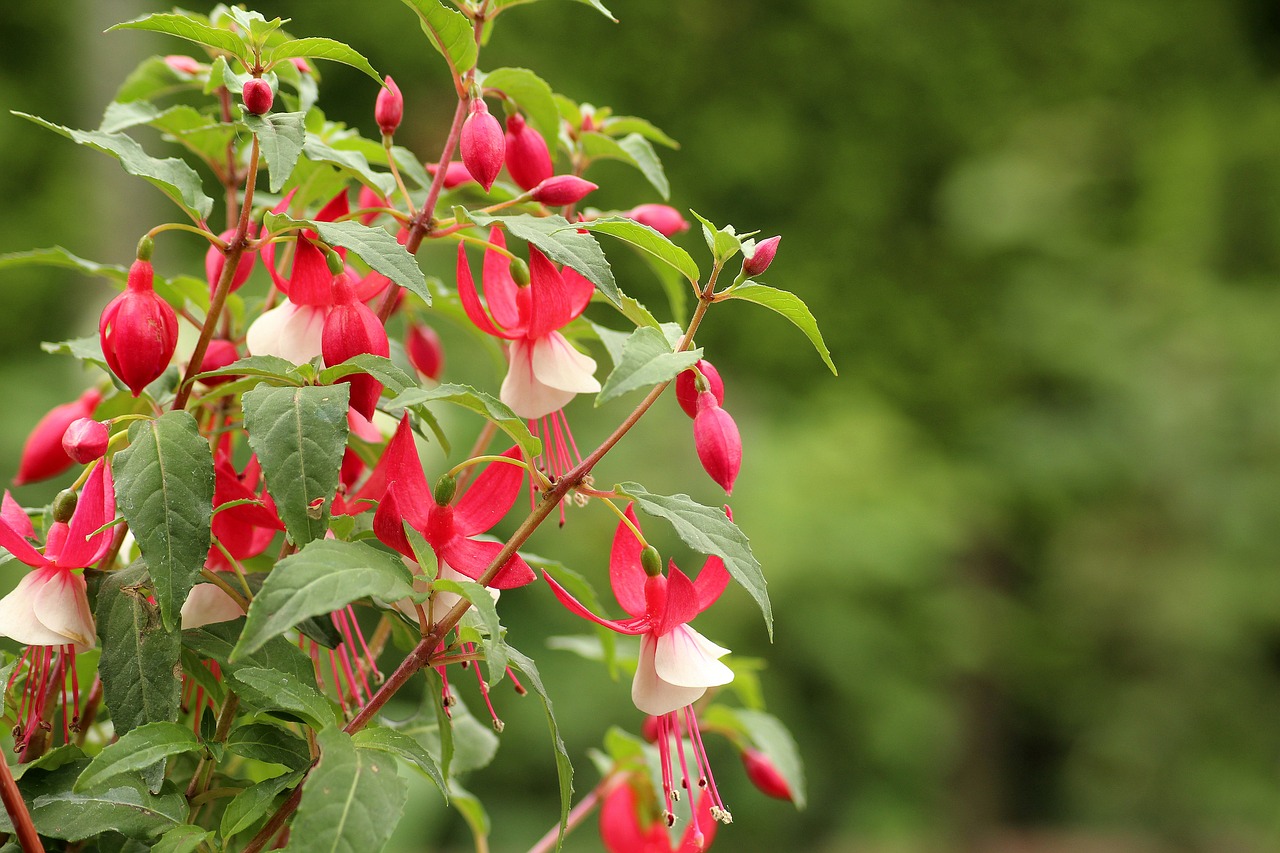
[52,489,78,524]
[504,113,553,191]
[197,339,241,387]
[62,418,109,464]
[289,57,312,74]
[676,359,724,419]
[322,276,391,420]
[357,186,389,226]
[406,322,444,381]
[510,257,530,287]
[640,545,662,577]
[205,228,255,297]
[163,55,202,76]
[694,391,741,495]
[530,176,598,207]
[433,474,457,506]
[741,748,793,801]
[14,389,102,485]
[242,78,273,115]
[640,715,662,743]
[375,76,403,137]
[743,235,780,278]
[625,204,690,237]
[426,161,476,189]
[99,259,179,397]
[460,99,504,192]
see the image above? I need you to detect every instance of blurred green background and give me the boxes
[6,0,1280,850]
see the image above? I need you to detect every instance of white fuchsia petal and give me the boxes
[653,624,733,690]
[631,632,708,716]
[0,569,75,646]
[246,301,327,364]
[530,332,600,395]
[180,582,245,630]
[500,338,576,420]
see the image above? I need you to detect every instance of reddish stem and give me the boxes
[0,753,42,852]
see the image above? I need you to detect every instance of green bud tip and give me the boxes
[692,369,710,395]
[641,545,662,577]
[136,235,154,261]
[52,489,78,524]
[510,258,531,287]
[325,248,345,276]
[434,474,458,506]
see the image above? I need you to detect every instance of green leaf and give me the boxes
[230,666,337,730]
[100,100,163,134]
[689,209,742,264]
[244,111,306,193]
[481,68,559,147]
[393,383,541,459]
[233,539,416,659]
[183,619,316,689]
[580,132,669,200]
[226,723,312,771]
[268,38,382,84]
[491,0,616,19]
[264,213,428,305]
[352,726,447,797]
[109,13,251,65]
[0,246,127,282]
[614,483,773,638]
[300,138,398,198]
[726,282,838,376]
[467,212,618,306]
[574,217,698,285]
[148,105,237,176]
[433,578,506,685]
[14,113,213,220]
[243,384,350,546]
[284,728,408,853]
[151,824,213,853]
[220,770,304,840]
[74,722,199,792]
[1,760,186,841]
[601,115,679,148]
[95,562,183,743]
[506,647,573,845]
[597,326,701,405]
[115,55,196,104]
[114,412,214,631]
[398,0,478,75]
[317,353,417,394]
[409,686,497,776]
[192,354,304,385]
[711,707,806,810]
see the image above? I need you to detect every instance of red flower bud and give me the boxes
[426,161,476,189]
[205,228,256,297]
[62,418,109,465]
[530,175,598,207]
[14,389,102,485]
[242,78,273,116]
[99,260,179,397]
[504,113,553,191]
[197,339,241,387]
[375,76,403,137]
[694,391,741,495]
[322,276,390,419]
[743,235,780,277]
[741,748,793,801]
[460,99,504,192]
[357,186,389,225]
[163,55,202,76]
[406,322,444,381]
[625,204,689,237]
[640,715,662,743]
[289,58,312,74]
[676,359,724,419]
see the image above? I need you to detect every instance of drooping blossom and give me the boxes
[242,78,273,115]
[375,75,403,137]
[543,506,734,824]
[739,748,793,802]
[14,388,102,485]
[504,112,553,191]
[741,235,780,278]
[196,339,241,387]
[693,391,742,495]
[675,360,724,419]
[624,204,690,237]
[322,274,391,420]
[530,175,598,207]
[0,464,116,749]
[99,259,178,396]
[426,161,476,189]
[406,322,445,381]
[62,418,108,464]
[205,452,283,574]
[600,776,720,853]
[334,411,414,517]
[460,98,505,191]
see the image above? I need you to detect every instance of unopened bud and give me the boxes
[460,99,504,192]
[626,204,690,237]
[640,545,662,577]
[741,748,793,801]
[675,359,724,419]
[52,489,78,524]
[242,78,273,116]
[136,235,154,261]
[62,419,108,464]
[100,260,179,396]
[510,257,530,287]
[197,339,241,387]
[742,235,780,277]
[406,322,444,381]
[163,55,202,76]
[530,175,598,207]
[433,474,457,506]
[504,113,553,191]
[375,76,403,137]
[641,715,662,743]
[694,392,742,495]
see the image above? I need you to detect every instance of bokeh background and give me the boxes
[5,0,1280,850]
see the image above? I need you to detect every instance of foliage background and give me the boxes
[4,0,1280,850]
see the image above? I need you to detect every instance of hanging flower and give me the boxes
[99,259,178,396]
[600,776,720,853]
[13,388,102,485]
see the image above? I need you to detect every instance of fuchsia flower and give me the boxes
[460,98,505,192]
[543,507,734,824]
[205,227,257,297]
[205,452,283,573]
[742,235,780,278]
[242,78,273,115]
[375,75,403,137]
[373,419,533,589]
[739,748,793,802]
[427,161,477,189]
[99,259,178,397]
[675,360,723,420]
[406,322,444,381]
[693,392,741,495]
[504,112,553,191]
[625,204,690,237]
[0,464,115,748]
[530,176,598,207]
[163,55,203,76]
[600,779,720,853]
[62,418,108,464]
[322,275,391,420]
[14,388,102,485]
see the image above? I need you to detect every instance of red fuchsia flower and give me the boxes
[163,55,203,76]
[375,75,403,137]
[460,97,505,192]
[675,360,724,420]
[196,339,241,387]
[357,185,391,226]
[204,452,283,575]
[406,321,445,381]
[742,236,780,278]
[99,259,179,397]
[338,409,384,506]
[504,112,553,191]
[334,412,416,517]
[625,204,690,237]
[530,175,598,207]
[62,418,108,465]
[372,439,534,590]
[693,392,741,495]
[0,464,115,749]
[322,274,391,420]
[205,227,257,297]
[543,506,734,824]
[739,748,793,802]
[242,78,273,115]
[600,777,720,853]
[14,388,102,485]
[427,161,477,189]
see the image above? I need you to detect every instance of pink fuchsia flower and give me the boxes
[530,175,598,207]
[205,227,257,297]
[740,748,793,802]
[543,506,734,823]
[742,235,780,278]
[427,161,476,189]
[372,441,534,589]
[242,78,273,115]
[675,360,724,419]
[322,274,391,420]
[504,113,553,192]
[62,418,108,465]
[207,452,283,572]
[99,259,179,397]
[625,204,690,237]
[14,388,102,485]
[693,391,742,495]
[375,75,404,137]
[460,98,505,192]
[600,778,720,853]
[196,339,241,387]
[163,55,202,76]
[406,322,445,381]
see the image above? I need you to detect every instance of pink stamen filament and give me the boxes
[683,705,728,818]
